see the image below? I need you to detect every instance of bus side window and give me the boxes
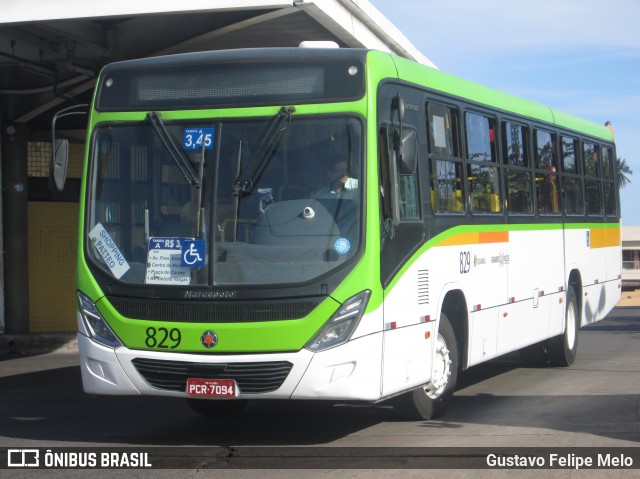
[466,112,501,214]
[398,174,419,220]
[534,129,559,214]
[601,146,617,216]
[427,103,458,158]
[561,136,584,216]
[502,121,533,214]
[427,103,463,213]
[431,160,464,213]
[584,142,603,215]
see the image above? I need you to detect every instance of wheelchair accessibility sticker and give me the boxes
[181,240,205,267]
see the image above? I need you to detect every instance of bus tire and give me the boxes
[186,399,249,418]
[519,341,548,367]
[519,286,580,367]
[392,313,458,420]
[548,285,579,367]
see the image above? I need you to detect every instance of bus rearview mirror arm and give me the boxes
[393,94,405,157]
[50,104,88,192]
[391,95,417,175]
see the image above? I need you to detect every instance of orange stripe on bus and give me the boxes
[590,227,620,249]
[479,231,509,244]
[436,231,509,247]
[437,232,479,247]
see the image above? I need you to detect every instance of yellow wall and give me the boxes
[28,202,78,332]
[26,141,83,332]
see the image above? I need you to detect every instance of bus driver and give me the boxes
[313,154,359,201]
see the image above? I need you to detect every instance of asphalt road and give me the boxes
[0,307,638,477]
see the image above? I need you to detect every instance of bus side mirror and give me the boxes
[51,138,69,192]
[391,95,417,175]
[50,103,88,192]
[398,129,417,174]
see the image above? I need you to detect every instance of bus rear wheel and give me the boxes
[548,285,579,366]
[393,314,458,420]
[519,286,579,367]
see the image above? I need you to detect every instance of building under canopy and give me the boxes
[0,0,432,334]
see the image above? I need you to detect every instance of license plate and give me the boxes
[186,378,238,398]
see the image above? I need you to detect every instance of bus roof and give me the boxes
[385,52,614,143]
[96,46,613,143]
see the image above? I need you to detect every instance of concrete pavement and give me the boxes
[0,333,76,356]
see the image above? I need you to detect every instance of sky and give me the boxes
[372,0,640,225]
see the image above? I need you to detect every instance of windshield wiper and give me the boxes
[194,137,207,238]
[233,106,295,195]
[147,111,200,187]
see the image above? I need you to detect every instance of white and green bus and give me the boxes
[56,46,620,420]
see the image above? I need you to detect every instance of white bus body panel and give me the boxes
[564,226,621,325]
[78,321,385,401]
[379,224,620,377]
[78,333,141,394]
[380,253,439,397]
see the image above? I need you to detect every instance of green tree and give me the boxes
[617,157,633,188]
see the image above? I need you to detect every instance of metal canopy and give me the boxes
[0,0,433,132]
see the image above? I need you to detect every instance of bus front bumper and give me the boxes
[78,331,384,402]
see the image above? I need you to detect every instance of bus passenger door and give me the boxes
[467,235,509,364]
[378,107,431,396]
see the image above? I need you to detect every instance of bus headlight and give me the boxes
[305,290,371,352]
[77,292,122,348]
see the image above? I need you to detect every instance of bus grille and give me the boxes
[131,358,293,394]
[107,296,320,323]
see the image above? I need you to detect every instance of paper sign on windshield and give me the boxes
[88,223,131,280]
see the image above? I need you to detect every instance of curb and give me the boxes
[0,333,78,356]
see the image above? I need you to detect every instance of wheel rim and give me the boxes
[424,332,452,399]
[566,300,577,350]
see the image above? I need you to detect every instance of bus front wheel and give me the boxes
[393,313,458,420]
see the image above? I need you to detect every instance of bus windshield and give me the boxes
[86,115,363,287]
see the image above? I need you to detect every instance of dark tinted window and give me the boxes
[503,122,528,167]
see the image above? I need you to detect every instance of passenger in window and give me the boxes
[538,139,555,170]
[538,166,559,213]
[313,154,359,201]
